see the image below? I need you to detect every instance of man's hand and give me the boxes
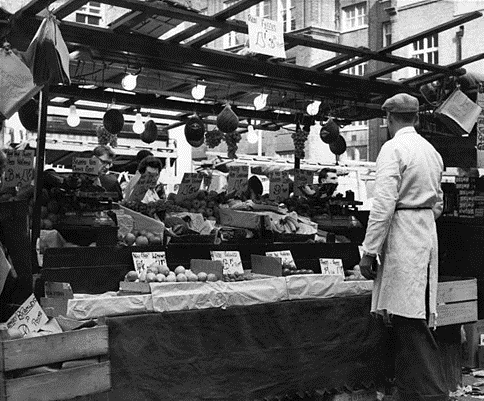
[359,254,377,280]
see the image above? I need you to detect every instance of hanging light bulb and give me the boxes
[121,73,138,91]
[247,125,258,144]
[191,83,206,100]
[132,112,145,134]
[253,93,268,110]
[66,105,80,127]
[306,100,321,116]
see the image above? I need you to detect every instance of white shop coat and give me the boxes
[362,127,443,325]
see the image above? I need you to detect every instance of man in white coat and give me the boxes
[359,93,447,401]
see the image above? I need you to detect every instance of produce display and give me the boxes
[124,265,218,283]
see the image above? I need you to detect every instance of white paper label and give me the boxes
[211,250,244,274]
[319,258,344,276]
[132,251,167,273]
[4,149,35,188]
[6,294,49,334]
[266,250,296,269]
[247,14,286,59]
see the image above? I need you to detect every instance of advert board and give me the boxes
[294,169,314,197]
[128,172,159,202]
[4,149,35,188]
[132,251,167,273]
[226,165,249,196]
[72,157,101,176]
[251,254,282,277]
[266,250,296,269]
[319,258,344,277]
[190,259,224,280]
[247,14,286,59]
[269,171,290,203]
[210,250,244,275]
[175,172,203,203]
[6,294,49,334]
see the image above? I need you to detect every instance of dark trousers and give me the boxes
[381,315,449,401]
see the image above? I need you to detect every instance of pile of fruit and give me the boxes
[282,262,314,276]
[222,272,248,282]
[121,229,163,246]
[271,214,300,234]
[124,265,218,283]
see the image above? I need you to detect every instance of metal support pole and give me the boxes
[31,85,49,272]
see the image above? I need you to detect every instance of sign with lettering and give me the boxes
[4,149,35,188]
[294,169,314,197]
[226,165,249,197]
[319,258,344,276]
[269,171,290,202]
[247,14,286,59]
[132,251,167,274]
[6,294,49,334]
[266,250,296,269]
[210,250,244,275]
[72,157,101,176]
[128,172,159,202]
[175,173,203,203]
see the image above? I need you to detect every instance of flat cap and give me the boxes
[382,93,419,113]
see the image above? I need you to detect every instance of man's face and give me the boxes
[145,166,160,175]
[97,154,113,176]
[323,172,338,185]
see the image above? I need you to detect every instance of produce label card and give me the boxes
[269,171,290,203]
[211,250,244,274]
[128,172,159,202]
[176,173,203,203]
[6,294,49,334]
[72,157,101,176]
[4,149,35,188]
[294,169,313,197]
[132,251,167,274]
[226,165,249,197]
[319,258,344,276]
[266,250,296,269]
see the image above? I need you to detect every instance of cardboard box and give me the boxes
[218,208,271,230]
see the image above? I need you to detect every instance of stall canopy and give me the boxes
[2,0,484,130]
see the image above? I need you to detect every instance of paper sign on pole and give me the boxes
[128,172,159,202]
[132,251,167,274]
[72,157,101,176]
[6,294,49,335]
[4,149,35,188]
[211,250,244,275]
[319,258,344,276]
[294,169,313,197]
[266,250,296,269]
[247,14,286,59]
[269,171,290,203]
[226,165,249,197]
[176,173,203,203]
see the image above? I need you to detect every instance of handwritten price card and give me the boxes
[72,157,101,176]
[294,169,314,197]
[211,250,244,275]
[4,149,35,189]
[175,173,203,203]
[128,172,159,202]
[6,294,49,334]
[226,165,249,197]
[319,258,344,277]
[266,250,296,269]
[247,14,286,59]
[269,171,290,202]
[132,251,167,274]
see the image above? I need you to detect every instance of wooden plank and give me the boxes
[1,361,110,401]
[437,301,477,327]
[1,326,108,372]
[437,278,477,304]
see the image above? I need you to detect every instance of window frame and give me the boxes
[342,2,367,32]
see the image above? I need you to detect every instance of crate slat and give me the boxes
[437,300,478,327]
[1,327,108,372]
[437,278,477,304]
[0,361,110,401]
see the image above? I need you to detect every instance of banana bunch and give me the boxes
[272,214,300,234]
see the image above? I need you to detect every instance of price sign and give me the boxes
[319,258,344,276]
[247,14,286,59]
[72,157,101,176]
[211,250,244,275]
[294,169,314,197]
[269,171,290,202]
[266,250,296,269]
[175,173,203,203]
[226,165,249,197]
[4,149,35,189]
[132,251,167,274]
[6,294,49,335]
[128,172,159,202]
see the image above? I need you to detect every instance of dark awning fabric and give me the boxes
[106,295,386,401]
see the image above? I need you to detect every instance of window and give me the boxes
[278,0,296,33]
[342,3,367,31]
[382,22,391,47]
[412,34,438,75]
[76,1,101,26]
[344,59,368,76]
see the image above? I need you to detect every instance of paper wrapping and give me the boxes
[285,274,343,300]
[222,277,288,307]
[336,280,373,297]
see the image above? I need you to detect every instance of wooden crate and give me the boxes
[0,326,110,401]
[437,277,478,327]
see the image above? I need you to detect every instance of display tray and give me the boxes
[272,233,315,242]
[169,233,217,244]
[54,224,118,247]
